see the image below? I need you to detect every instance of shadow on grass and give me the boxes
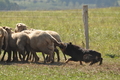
[0,61,66,66]
[0,61,31,65]
[31,61,66,66]
[106,54,120,58]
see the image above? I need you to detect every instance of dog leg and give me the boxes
[65,58,73,63]
[79,61,83,65]
[89,60,98,65]
[99,58,103,65]
[65,59,70,63]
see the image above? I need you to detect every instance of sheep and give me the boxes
[15,23,27,32]
[26,30,63,63]
[59,42,103,65]
[1,26,30,62]
[14,23,67,62]
[0,27,8,54]
[44,30,67,62]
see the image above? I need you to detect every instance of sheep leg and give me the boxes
[18,52,22,61]
[51,52,55,62]
[49,52,54,63]
[19,51,26,62]
[25,54,29,62]
[45,53,55,62]
[20,51,26,62]
[63,53,67,61]
[1,50,6,61]
[46,55,50,62]
[0,49,1,55]
[7,50,12,62]
[30,52,34,61]
[25,51,30,62]
[17,43,26,61]
[54,48,60,62]
[26,52,32,61]
[25,45,31,61]
[31,52,35,62]
[13,51,18,62]
[60,49,67,61]
[32,51,39,62]
[0,42,3,55]
[42,52,47,63]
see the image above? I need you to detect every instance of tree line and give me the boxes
[0,0,19,10]
[28,0,119,7]
[60,0,118,7]
[0,0,119,10]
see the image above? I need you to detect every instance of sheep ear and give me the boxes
[2,26,5,29]
[16,24,19,27]
[17,25,21,28]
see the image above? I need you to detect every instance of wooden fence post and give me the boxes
[82,5,89,49]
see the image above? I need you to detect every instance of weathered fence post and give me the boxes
[82,5,89,49]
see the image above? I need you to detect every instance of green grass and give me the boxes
[0,7,120,80]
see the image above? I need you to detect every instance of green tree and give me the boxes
[60,0,118,7]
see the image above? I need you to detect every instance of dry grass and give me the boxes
[0,58,120,80]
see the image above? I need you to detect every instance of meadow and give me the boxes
[0,7,120,80]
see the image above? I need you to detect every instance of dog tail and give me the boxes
[99,58,103,65]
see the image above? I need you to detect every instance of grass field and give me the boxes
[0,7,120,80]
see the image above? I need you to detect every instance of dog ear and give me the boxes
[69,42,72,45]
